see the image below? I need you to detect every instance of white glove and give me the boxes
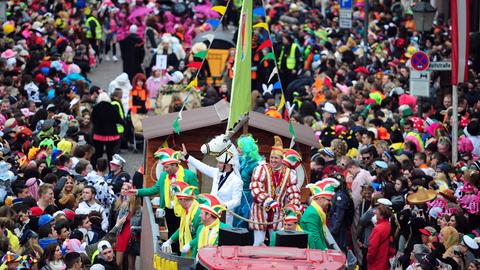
[161,239,172,253]
[181,243,191,253]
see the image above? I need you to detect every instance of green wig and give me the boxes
[237,134,263,163]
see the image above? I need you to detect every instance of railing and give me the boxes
[140,197,158,270]
[140,197,195,270]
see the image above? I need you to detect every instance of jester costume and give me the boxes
[300,179,338,250]
[232,135,262,228]
[136,148,198,244]
[190,194,230,257]
[136,148,199,210]
[168,182,201,258]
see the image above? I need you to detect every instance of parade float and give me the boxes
[139,0,347,269]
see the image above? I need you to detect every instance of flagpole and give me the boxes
[452,84,458,164]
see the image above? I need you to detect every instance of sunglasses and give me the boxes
[362,156,371,160]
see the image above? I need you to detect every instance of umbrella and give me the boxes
[128,6,153,21]
[286,76,314,95]
[192,31,235,49]
[194,4,221,18]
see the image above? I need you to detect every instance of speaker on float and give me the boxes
[218,227,251,246]
[275,230,308,248]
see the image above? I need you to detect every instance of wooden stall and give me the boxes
[141,100,319,199]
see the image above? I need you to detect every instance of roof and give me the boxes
[141,100,318,147]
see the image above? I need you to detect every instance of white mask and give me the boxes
[371,215,378,225]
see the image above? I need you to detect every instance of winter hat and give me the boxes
[96,92,111,103]
[322,102,337,114]
[170,71,184,84]
[129,24,138,34]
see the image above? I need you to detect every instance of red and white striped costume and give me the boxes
[249,163,301,231]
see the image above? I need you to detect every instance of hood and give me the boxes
[109,73,132,93]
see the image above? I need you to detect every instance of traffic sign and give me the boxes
[410,51,430,71]
[339,8,352,29]
[339,18,352,28]
[429,61,452,71]
[340,0,352,9]
[410,70,430,97]
[339,9,351,18]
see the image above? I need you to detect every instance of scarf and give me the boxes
[198,218,220,249]
[46,260,66,270]
[164,165,185,216]
[179,200,199,256]
[311,200,327,237]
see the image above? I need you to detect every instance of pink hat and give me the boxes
[1,49,16,59]
[458,136,474,154]
[67,64,81,75]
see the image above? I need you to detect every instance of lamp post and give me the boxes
[411,0,437,33]
[411,0,436,117]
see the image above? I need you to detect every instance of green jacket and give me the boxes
[300,205,327,250]
[136,167,199,209]
[190,222,230,257]
[170,206,202,257]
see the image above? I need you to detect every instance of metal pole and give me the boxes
[363,0,369,65]
[452,85,458,164]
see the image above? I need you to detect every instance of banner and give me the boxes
[451,0,470,85]
[227,0,252,130]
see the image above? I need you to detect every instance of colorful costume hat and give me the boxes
[284,208,299,223]
[1,252,21,264]
[171,181,197,199]
[154,148,181,165]
[271,136,284,157]
[282,149,302,169]
[197,193,226,218]
[306,179,339,200]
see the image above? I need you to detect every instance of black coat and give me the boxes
[120,33,145,80]
[91,101,122,136]
[92,256,120,270]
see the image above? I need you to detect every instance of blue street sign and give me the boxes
[340,0,352,9]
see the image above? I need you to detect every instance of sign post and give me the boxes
[339,0,352,29]
[409,51,430,116]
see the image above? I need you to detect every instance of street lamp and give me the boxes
[411,0,437,32]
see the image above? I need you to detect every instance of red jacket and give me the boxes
[367,218,391,270]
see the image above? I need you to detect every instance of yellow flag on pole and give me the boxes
[211,5,227,15]
[278,93,285,111]
[186,77,198,90]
